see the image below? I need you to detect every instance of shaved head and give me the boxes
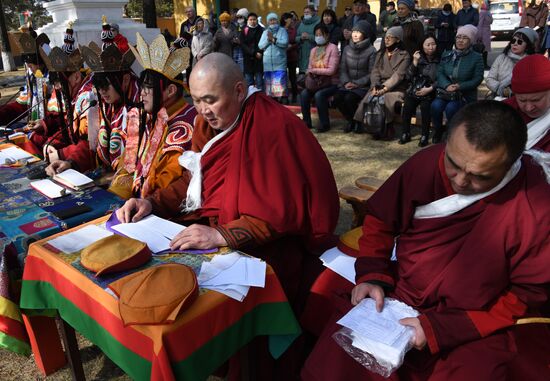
[189,53,247,130]
[191,52,245,92]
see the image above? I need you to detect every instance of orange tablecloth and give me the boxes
[20,216,301,380]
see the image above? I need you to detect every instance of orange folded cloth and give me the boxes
[108,263,199,326]
[80,235,152,276]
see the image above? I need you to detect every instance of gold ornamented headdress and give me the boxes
[39,46,83,73]
[11,31,50,55]
[129,33,190,84]
[80,41,135,72]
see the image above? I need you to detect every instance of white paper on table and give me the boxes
[202,283,250,302]
[30,179,69,199]
[0,146,34,164]
[320,247,357,284]
[198,252,266,287]
[135,215,186,240]
[47,225,113,253]
[111,222,171,253]
[54,168,93,187]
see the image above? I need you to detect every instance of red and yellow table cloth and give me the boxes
[20,217,300,380]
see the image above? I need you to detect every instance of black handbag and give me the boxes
[363,95,386,130]
[436,88,462,102]
[406,75,433,100]
[305,73,332,93]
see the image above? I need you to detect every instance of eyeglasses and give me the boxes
[511,37,525,45]
[455,35,470,41]
[384,35,397,40]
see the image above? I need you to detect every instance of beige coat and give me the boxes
[354,49,410,124]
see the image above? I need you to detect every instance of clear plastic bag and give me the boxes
[332,298,418,378]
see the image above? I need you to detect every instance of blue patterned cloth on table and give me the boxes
[264,70,288,98]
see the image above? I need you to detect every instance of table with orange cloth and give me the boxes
[19,216,301,380]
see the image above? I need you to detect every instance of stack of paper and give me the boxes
[320,247,357,284]
[197,252,266,301]
[111,215,186,253]
[30,179,70,199]
[53,169,94,190]
[337,298,419,371]
[48,225,113,253]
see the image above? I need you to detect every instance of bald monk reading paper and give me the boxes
[302,101,550,381]
[116,52,340,309]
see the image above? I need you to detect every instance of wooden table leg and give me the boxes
[57,317,85,381]
[21,314,66,376]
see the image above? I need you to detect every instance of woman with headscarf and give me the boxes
[213,12,239,58]
[333,20,377,133]
[191,17,214,66]
[385,0,425,56]
[259,12,289,102]
[353,26,411,140]
[430,25,484,143]
[486,27,537,99]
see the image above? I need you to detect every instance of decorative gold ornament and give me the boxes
[129,33,190,82]
[39,46,83,73]
[80,42,135,72]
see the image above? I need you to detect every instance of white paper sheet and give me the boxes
[135,215,186,240]
[198,252,267,301]
[337,298,419,368]
[47,225,113,253]
[30,179,69,199]
[320,247,357,284]
[111,222,171,253]
[0,146,34,164]
[54,168,93,187]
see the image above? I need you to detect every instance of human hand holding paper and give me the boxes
[351,282,385,311]
[399,317,427,350]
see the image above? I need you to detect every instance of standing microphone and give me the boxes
[43,99,98,162]
[3,95,41,129]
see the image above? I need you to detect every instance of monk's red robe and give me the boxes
[302,144,550,381]
[149,92,340,308]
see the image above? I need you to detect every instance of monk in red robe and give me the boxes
[302,101,550,381]
[117,52,339,303]
[116,52,339,380]
[504,54,550,151]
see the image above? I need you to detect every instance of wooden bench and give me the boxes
[339,177,384,228]
[355,176,385,192]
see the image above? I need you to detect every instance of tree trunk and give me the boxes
[143,0,157,28]
[0,0,16,71]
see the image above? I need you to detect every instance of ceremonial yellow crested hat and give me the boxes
[129,32,191,83]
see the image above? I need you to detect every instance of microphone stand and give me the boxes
[43,100,98,163]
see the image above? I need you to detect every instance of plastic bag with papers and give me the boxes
[332,298,419,378]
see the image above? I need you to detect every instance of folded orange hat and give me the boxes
[81,234,152,276]
[108,263,198,326]
[337,227,363,257]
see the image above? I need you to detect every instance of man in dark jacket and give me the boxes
[240,13,264,90]
[342,0,377,45]
[455,0,479,27]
